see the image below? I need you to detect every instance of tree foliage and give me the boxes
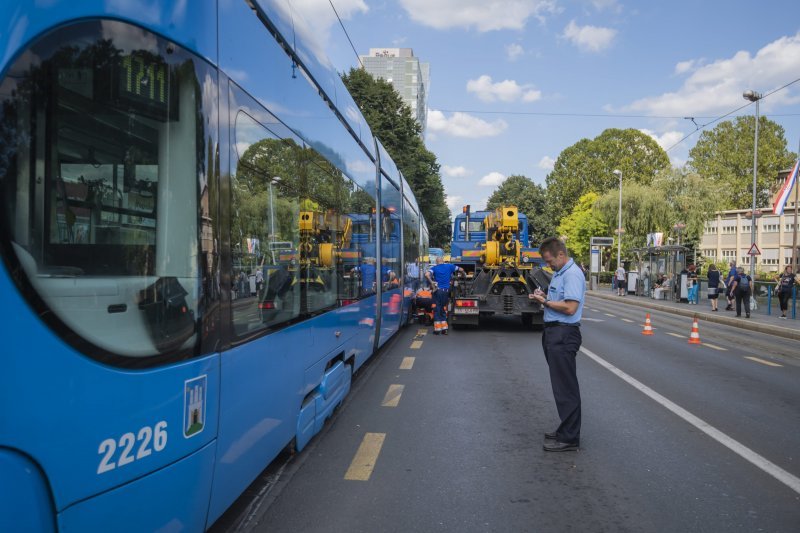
[687,116,796,209]
[486,175,556,245]
[545,128,671,223]
[341,68,451,246]
[593,168,720,258]
[556,192,609,265]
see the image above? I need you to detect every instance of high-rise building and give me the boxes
[360,48,429,135]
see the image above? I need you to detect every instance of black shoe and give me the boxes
[544,431,557,440]
[433,331,440,335]
[746,314,750,318]
[543,441,579,452]
[442,329,448,335]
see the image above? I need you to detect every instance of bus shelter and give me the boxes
[630,245,688,301]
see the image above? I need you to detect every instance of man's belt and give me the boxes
[543,321,580,328]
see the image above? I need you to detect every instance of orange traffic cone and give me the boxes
[641,313,654,336]
[688,316,701,344]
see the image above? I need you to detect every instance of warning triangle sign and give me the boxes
[747,243,761,256]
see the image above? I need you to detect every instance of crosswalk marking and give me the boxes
[410,340,423,349]
[382,384,405,407]
[399,357,415,370]
[344,433,386,481]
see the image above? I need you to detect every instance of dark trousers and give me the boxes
[541,325,582,444]
[778,290,790,313]
[433,288,449,323]
[735,288,751,316]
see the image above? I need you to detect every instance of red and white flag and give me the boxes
[773,160,799,216]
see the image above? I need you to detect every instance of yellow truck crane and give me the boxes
[449,206,551,328]
[260,201,355,321]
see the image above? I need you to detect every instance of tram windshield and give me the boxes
[0,20,214,360]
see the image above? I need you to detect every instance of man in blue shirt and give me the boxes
[529,237,585,452]
[425,256,464,335]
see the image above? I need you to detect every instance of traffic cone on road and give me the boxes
[641,313,654,336]
[688,316,701,345]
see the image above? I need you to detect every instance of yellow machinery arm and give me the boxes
[299,206,352,268]
[483,206,521,266]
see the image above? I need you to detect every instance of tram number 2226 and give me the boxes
[97,422,168,474]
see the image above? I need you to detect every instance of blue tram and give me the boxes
[0,1,429,530]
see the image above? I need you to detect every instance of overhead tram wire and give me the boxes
[663,76,800,153]
[329,0,364,69]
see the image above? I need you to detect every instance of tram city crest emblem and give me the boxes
[183,375,207,438]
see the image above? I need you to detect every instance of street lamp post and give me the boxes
[613,169,623,269]
[743,89,762,277]
[269,176,281,244]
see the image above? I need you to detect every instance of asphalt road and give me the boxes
[215,299,800,533]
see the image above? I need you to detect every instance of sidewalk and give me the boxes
[587,290,800,341]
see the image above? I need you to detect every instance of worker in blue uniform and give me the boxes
[529,237,585,452]
[425,256,464,335]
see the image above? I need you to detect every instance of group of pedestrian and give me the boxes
[719,261,753,317]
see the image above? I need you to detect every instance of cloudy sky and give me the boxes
[289,0,800,219]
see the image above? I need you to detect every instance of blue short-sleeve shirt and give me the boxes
[545,258,585,324]
[430,263,458,290]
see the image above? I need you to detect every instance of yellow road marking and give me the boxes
[382,384,405,407]
[344,433,386,481]
[410,340,423,349]
[604,313,617,317]
[417,328,427,336]
[399,357,415,370]
[621,318,634,323]
[703,343,727,351]
[744,356,783,367]
[666,332,684,338]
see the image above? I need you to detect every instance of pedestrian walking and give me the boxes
[425,256,464,335]
[529,237,585,452]
[775,265,796,319]
[615,264,626,296]
[732,266,752,318]
[687,264,699,304]
[724,261,737,311]
[706,264,721,311]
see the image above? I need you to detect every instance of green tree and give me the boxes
[342,68,451,246]
[688,116,795,209]
[556,192,609,265]
[546,128,671,223]
[592,168,720,259]
[486,175,556,245]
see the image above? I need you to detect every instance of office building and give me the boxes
[360,48,429,135]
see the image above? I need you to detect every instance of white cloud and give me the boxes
[272,0,368,68]
[538,156,556,171]
[562,20,617,52]
[445,195,463,210]
[442,165,469,178]
[397,0,559,32]
[427,109,508,138]
[639,129,685,152]
[467,75,542,103]
[506,43,525,61]
[623,32,800,116]
[478,172,508,187]
[674,59,700,75]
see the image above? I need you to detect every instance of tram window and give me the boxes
[0,21,215,361]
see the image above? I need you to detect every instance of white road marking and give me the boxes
[604,313,617,318]
[744,356,783,368]
[621,318,634,323]
[666,332,684,338]
[703,343,727,351]
[581,346,800,496]
[584,317,605,322]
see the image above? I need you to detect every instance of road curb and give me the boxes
[587,291,800,341]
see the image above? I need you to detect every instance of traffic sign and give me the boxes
[747,243,761,256]
[591,236,614,246]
